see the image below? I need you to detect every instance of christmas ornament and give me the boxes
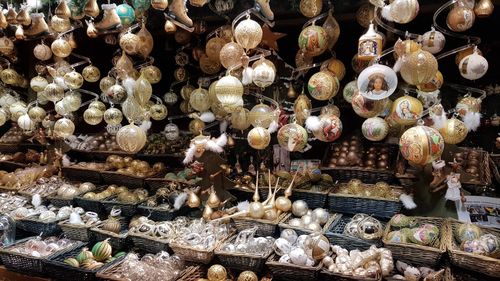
[63,71,84,89]
[231,107,251,131]
[168,0,193,27]
[252,57,276,88]
[391,96,423,125]
[28,106,46,123]
[189,119,205,134]
[151,0,168,10]
[51,15,71,33]
[116,123,147,153]
[294,94,312,125]
[220,42,244,69]
[351,91,385,118]
[55,0,72,19]
[30,75,48,92]
[456,96,481,117]
[247,127,271,149]
[206,37,225,61]
[18,114,35,131]
[214,75,244,113]
[150,104,168,121]
[421,28,446,54]
[277,123,308,152]
[181,84,195,100]
[207,264,227,281]
[106,84,127,104]
[82,65,101,83]
[298,24,328,57]
[164,123,180,141]
[400,50,438,85]
[99,76,116,92]
[381,0,419,24]
[417,70,443,92]
[83,108,103,125]
[358,64,398,100]
[343,80,358,103]
[189,87,211,112]
[199,54,222,75]
[300,0,322,18]
[358,23,383,61]
[351,54,371,74]
[0,37,15,55]
[116,3,135,26]
[321,58,345,81]
[84,0,100,17]
[63,92,82,112]
[399,125,444,166]
[474,0,494,17]
[362,117,389,141]
[447,5,475,32]
[119,32,140,55]
[136,23,153,58]
[459,50,488,80]
[393,38,421,59]
[234,18,263,50]
[260,24,286,51]
[323,11,340,49]
[248,103,276,128]
[54,118,75,138]
[307,71,339,101]
[44,83,65,102]
[163,91,178,106]
[104,108,123,125]
[0,68,18,85]
[440,117,467,144]
[310,114,343,142]
[51,38,72,58]
[134,74,152,106]
[237,271,258,281]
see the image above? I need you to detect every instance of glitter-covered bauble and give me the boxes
[133,74,152,106]
[116,123,147,153]
[390,96,423,125]
[237,271,258,281]
[99,77,116,93]
[30,75,48,92]
[298,25,328,57]
[106,84,127,104]
[44,83,65,102]
[219,42,244,69]
[51,14,71,32]
[417,70,443,92]
[33,43,52,61]
[421,29,446,54]
[447,6,475,32]
[189,87,210,112]
[82,65,101,82]
[248,103,276,128]
[399,125,444,166]
[119,32,140,55]
[0,37,15,56]
[362,117,389,141]
[231,107,250,131]
[63,71,84,89]
[163,91,178,106]
[140,65,162,84]
[83,107,103,125]
[351,91,385,118]
[252,58,276,88]
[54,117,75,138]
[439,118,468,144]
[88,100,105,112]
[400,50,438,85]
[116,4,135,26]
[0,68,18,85]
[28,106,46,122]
[164,123,179,141]
[214,75,244,113]
[459,51,488,80]
[234,18,262,50]
[307,71,339,101]
[277,123,308,152]
[312,114,342,142]
[63,93,82,112]
[150,103,168,121]
[104,107,123,125]
[247,127,271,150]
[51,38,72,58]
[207,264,227,281]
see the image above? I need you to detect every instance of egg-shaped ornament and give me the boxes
[51,15,71,33]
[163,91,178,106]
[220,42,244,69]
[63,71,84,90]
[51,38,72,58]
[116,3,135,26]
[252,58,276,88]
[440,117,468,144]
[312,114,343,142]
[163,123,180,141]
[294,94,313,125]
[231,107,251,131]
[456,96,481,117]
[307,71,340,101]
[417,70,444,92]
[44,83,65,103]
[83,107,103,125]
[133,74,152,107]
[399,125,444,166]
[298,24,329,57]
[104,108,123,125]
[299,0,322,18]
[382,0,419,24]
[106,84,127,104]
[189,87,210,112]
[140,65,161,84]
[421,28,446,54]
[400,49,438,85]
[447,6,475,32]
[322,12,341,50]
[248,103,277,128]
[278,123,309,152]
[150,103,168,121]
[189,119,205,134]
[54,117,75,138]
[362,117,389,141]
[214,75,244,113]
[33,43,52,61]
[351,91,386,118]
[0,68,18,85]
[459,50,488,80]
[28,106,46,123]
[82,65,101,82]
[234,18,262,50]
[391,96,423,125]
[358,64,398,100]
[247,127,271,150]
[116,123,147,153]
[30,75,48,92]
[343,80,358,103]
[18,114,35,131]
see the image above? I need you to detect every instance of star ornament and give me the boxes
[260,24,286,51]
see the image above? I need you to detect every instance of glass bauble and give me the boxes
[277,123,308,152]
[234,18,262,50]
[300,0,322,18]
[174,67,186,81]
[0,94,17,108]
[421,29,446,54]
[82,65,101,82]
[394,38,421,60]
[116,123,147,153]
[208,80,218,105]
[343,80,358,104]
[295,50,313,69]
[0,68,18,85]
[456,96,481,117]
[459,52,488,80]
[320,104,340,117]
[50,15,71,32]
[312,114,343,142]
[164,123,180,141]
[214,75,244,113]
[307,71,339,101]
[474,0,494,18]
[55,100,70,115]
[54,117,75,138]
[400,50,438,85]
[181,84,195,100]
[455,47,482,65]
[298,25,328,57]
[417,70,443,92]
[89,100,106,112]
[189,119,205,134]
[220,42,244,69]
[362,117,389,141]
[28,106,46,122]
[199,54,222,75]
[115,52,134,79]
[351,54,371,74]
[387,0,419,24]
[140,65,161,84]
[447,6,475,32]
[44,83,65,102]
[358,63,398,100]
[294,94,312,125]
[119,32,140,55]
[51,38,72,58]
[248,103,276,128]
[30,75,48,92]
[136,23,153,59]
[439,118,467,144]
[9,102,27,121]
[163,91,178,105]
[62,92,82,112]
[0,37,15,56]
[33,43,52,61]
[399,125,444,166]
[390,96,423,125]
[150,104,168,120]
[231,107,250,131]
[151,0,168,10]
[18,114,35,131]
[104,108,123,125]
[63,71,84,89]
[247,127,271,149]
[106,84,127,104]
[175,51,189,66]
[122,97,144,122]
[351,91,385,118]
[323,12,340,49]
[321,58,345,81]
[134,74,152,107]
[206,37,225,61]
[189,87,210,112]
[100,76,116,93]
[180,100,193,113]
[83,107,103,125]
[252,58,276,88]
[211,100,228,119]
[116,3,135,26]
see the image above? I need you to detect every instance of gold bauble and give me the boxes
[248,201,265,219]
[99,76,116,92]
[321,58,345,81]
[63,92,82,112]
[214,75,244,113]
[456,96,481,117]
[17,8,31,26]
[399,125,444,166]
[0,68,18,85]
[206,37,225,61]
[104,108,123,125]
[50,15,71,33]
[298,25,329,57]
[164,20,177,33]
[55,100,70,115]
[275,196,292,212]
[252,58,276,88]
[300,0,323,18]
[51,38,72,58]
[189,87,211,112]
[9,102,27,121]
[83,107,103,125]
[421,29,446,54]
[309,234,330,260]
[150,104,168,120]
[55,0,71,18]
[393,38,421,60]
[136,23,153,59]
[54,117,75,138]
[247,127,271,150]
[249,103,276,128]
[277,123,309,152]
[140,65,162,84]
[180,100,193,113]
[439,118,468,144]
[199,54,222,75]
[390,96,423,125]
[447,6,475,32]
[207,264,227,281]
[294,94,312,125]
[351,91,385,118]
[189,119,205,134]
[119,32,140,55]
[237,271,258,281]
[0,109,6,126]
[417,70,443,92]
[234,18,263,50]
[116,123,147,153]
[63,71,84,89]
[151,0,168,10]
[44,83,65,102]
[474,0,494,18]
[0,37,15,55]
[28,106,46,122]
[400,50,438,85]
[134,74,152,107]
[82,65,101,82]
[106,84,128,104]
[89,100,106,112]
[115,52,134,79]
[231,107,251,131]
[220,42,244,69]
[307,71,340,101]
[181,84,196,100]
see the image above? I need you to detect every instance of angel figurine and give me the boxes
[445,172,462,202]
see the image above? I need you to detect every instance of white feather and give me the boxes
[393,58,402,73]
[219,119,228,133]
[431,113,447,130]
[183,145,196,165]
[206,140,223,153]
[463,112,481,131]
[242,67,254,86]
[139,120,152,132]
[174,192,188,210]
[305,116,321,132]
[237,200,250,212]
[215,133,227,147]
[400,194,417,209]
[122,77,136,96]
[268,120,279,134]
[381,5,393,22]
[62,154,72,167]
[199,111,216,123]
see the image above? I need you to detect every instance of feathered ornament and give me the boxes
[267,120,279,134]
[463,111,481,131]
[173,192,188,210]
[54,76,68,90]
[400,193,417,209]
[429,104,447,130]
[242,66,253,86]
[122,77,136,96]
[237,200,250,212]
[305,116,321,132]
[183,133,228,164]
[393,57,403,73]
[139,120,152,132]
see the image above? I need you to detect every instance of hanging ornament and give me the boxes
[390,96,423,125]
[82,65,101,82]
[140,65,162,84]
[116,123,147,153]
[150,104,168,121]
[456,96,481,117]
[381,0,419,24]
[34,42,54,61]
[0,10,7,29]
[84,0,100,17]
[321,58,345,81]
[447,5,475,32]
[321,104,340,117]
[0,68,18,85]
[16,8,31,26]
[277,123,308,152]
[294,94,312,125]
[199,54,222,75]
[116,3,136,26]
[6,7,17,25]
[260,24,286,51]
[343,80,358,104]
[164,123,180,141]
[63,71,84,89]
[295,50,313,69]
[309,114,343,142]
[55,0,72,19]
[252,57,276,88]
[220,42,244,69]
[361,117,389,141]
[358,64,398,100]
[234,18,263,50]
[249,103,277,128]
[455,47,482,65]
[322,11,340,49]
[358,23,383,61]
[214,75,244,113]
[51,15,71,33]
[151,0,168,10]
[28,106,46,123]
[51,38,72,58]
[298,24,328,57]
[307,71,340,101]
[44,83,65,102]
[393,38,421,60]
[189,119,205,134]
[136,23,154,58]
[174,67,187,82]
[83,108,103,125]
[99,76,116,92]
[351,91,385,118]
[459,50,488,80]
[54,117,75,138]
[180,100,193,113]
[231,107,251,131]
[299,0,322,18]
[164,20,177,33]
[119,32,140,55]
[206,37,225,61]
[399,125,444,166]
[247,127,271,150]
[440,117,468,144]
[115,52,135,79]
[421,28,446,54]
[189,87,210,112]
[17,114,35,131]
[417,70,444,92]
[9,102,27,122]
[104,108,123,125]
[0,37,15,56]
[30,75,48,92]
[106,84,128,104]
[180,84,195,100]
[474,0,494,18]
[55,100,70,115]
[163,91,178,106]
[63,92,82,112]
[400,49,438,85]
[134,74,153,106]
[122,97,144,122]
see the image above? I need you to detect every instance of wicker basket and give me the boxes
[0,237,82,277]
[444,265,499,281]
[145,177,194,192]
[136,204,178,221]
[89,224,129,251]
[279,213,338,236]
[170,229,234,264]
[215,235,273,271]
[74,186,110,213]
[319,268,380,281]
[176,265,207,281]
[291,187,332,209]
[382,217,446,267]
[325,214,386,251]
[266,254,321,281]
[47,195,75,208]
[45,245,123,281]
[458,148,492,194]
[62,166,102,184]
[16,216,62,236]
[0,143,20,153]
[233,212,287,237]
[327,183,403,219]
[59,219,98,242]
[395,152,420,188]
[128,231,170,253]
[101,171,147,188]
[446,219,500,277]
[101,196,144,217]
[226,187,255,202]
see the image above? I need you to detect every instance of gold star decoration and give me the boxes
[260,24,286,51]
